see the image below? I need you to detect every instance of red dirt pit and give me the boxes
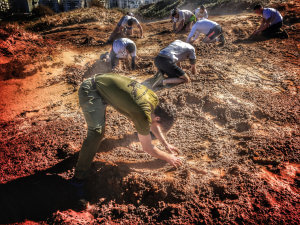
[0,2,299,224]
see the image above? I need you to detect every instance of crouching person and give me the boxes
[251,4,288,39]
[152,40,196,88]
[171,8,196,33]
[186,19,225,45]
[108,13,143,43]
[74,73,182,182]
[110,38,137,71]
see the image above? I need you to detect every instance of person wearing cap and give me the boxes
[171,9,196,33]
[186,19,225,45]
[152,40,196,88]
[195,5,208,20]
[73,73,182,182]
[251,4,288,39]
[110,38,137,70]
[108,13,143,42]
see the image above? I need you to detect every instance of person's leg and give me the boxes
[109,49,119,70]
[163,61,187,85]
[262,22,282,38]
[75,78,107,180]
[163,73,190,85]
[204,25,222,43]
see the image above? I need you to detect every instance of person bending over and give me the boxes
[251,4,288,39]
[110,38,137,70]
[152,40,196,88]
[73,73,182,182]
[171,8,196,33]
[108,13,143,43]
[186,19,225,46]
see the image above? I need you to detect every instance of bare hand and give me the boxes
[165,143,181,155]
[167,154,182,168]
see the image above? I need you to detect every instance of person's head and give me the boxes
[127,12,133,16]
[171,8,179,18]
[200,5,205,12]
[253,4,263,15]
[152,102,176,132]
[126,43,135,54]
[127,18,134,27]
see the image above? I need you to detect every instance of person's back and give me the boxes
[178,9,194,23]
[159,40,196,63]
[192,19,218,35]
[112,38,136,58]
[95,74,158,135]
[262,8,282,26]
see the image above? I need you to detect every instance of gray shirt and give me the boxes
[118,15,140,27]
[178,10,194,23]
[113,38,136,58]
[159,40,196,64]
[186,19,218,42]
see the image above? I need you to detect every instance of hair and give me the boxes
[154,102,176,132]
[127,18,134,26]
[253,4,262,10]
[171,8,178,17]
[200,5,205,10]
[126,43,135,53]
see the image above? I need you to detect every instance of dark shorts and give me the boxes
[206,25,222,40]
[262,21,283,38]
[154,55,185,78]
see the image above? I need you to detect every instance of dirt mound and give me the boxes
[0,24,54,80]
[27,7,122,32]
[138,0,183,19]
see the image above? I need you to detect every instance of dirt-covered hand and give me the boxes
[165,143,180,155]
[166,154,182,168]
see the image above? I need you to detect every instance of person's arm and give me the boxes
[131,56,136,70]
[176,20,184,33]
[137,23,143,38]
[204,10,208,19]
[138,133,182,167]
[173,21,177,32]
[251,18,269,36]
[150,123,180,155]
[191,64,196,75]
[186,25,199,43]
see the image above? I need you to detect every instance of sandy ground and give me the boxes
[0,3,299,224]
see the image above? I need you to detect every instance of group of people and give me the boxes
[71,4,288,189]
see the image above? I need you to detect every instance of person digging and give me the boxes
[71,73,182,196]
[251,4,288,39]
[108,13,143,43]
[110,38,137,71]
[152,40,197,88]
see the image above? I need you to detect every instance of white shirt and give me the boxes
[263,8,283,26]
[186,19,218,42]
[119,15,140,27]
[177,10,194,23]
[113,38,136,58]
[159,40,196,63]
[195,8,208,20]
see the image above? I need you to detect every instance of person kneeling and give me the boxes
[152,40,197,88]
[110,38,137,71]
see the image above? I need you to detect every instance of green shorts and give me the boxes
[189,15,197,23]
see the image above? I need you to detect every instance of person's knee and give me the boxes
[88,125,105,138]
